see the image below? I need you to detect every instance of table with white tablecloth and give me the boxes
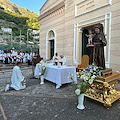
[34,64,77,89]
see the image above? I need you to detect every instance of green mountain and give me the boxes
[0,0,39,18]
[0,0,40,47]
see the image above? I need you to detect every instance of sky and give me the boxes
[9,0,47,14]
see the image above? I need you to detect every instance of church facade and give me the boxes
[38,0,120,71]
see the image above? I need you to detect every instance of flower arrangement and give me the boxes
[69,63,103,96]
[39,60,48,76]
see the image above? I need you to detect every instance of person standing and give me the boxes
[5,62,26,91]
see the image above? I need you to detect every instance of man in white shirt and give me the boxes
[52,53,59,64]
[59,54,67,65]
[12,49,18,63]
[30,51,35,58]
[27,52,32,65]
[8,51,12,64]
[0,53,4,63]
[0,49,4,54]
[20,49,24,63]
[4,50,9,64]
[5,62,26,91]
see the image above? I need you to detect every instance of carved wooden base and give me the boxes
[85,72,120,109]
[102,68,112,76]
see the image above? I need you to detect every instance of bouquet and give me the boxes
[39,60,48,76]
[68,63,103,95]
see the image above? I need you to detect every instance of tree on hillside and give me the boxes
[26,18,39,30]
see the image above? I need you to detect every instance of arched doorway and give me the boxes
[46,30,56,60]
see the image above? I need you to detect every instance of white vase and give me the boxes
[77,94,85,110]
[40,75,44,84]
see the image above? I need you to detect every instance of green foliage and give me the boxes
[0,43,39,53]
[26,18,39,30]
[0,6,4,10]
[0,0,40,50]
[0,9,29,37]
[78,80,89,94]
[0,9,39,44]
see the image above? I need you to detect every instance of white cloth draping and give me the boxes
[34,64,77,88]
[11,66,26,90]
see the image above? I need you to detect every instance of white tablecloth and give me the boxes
[34,64,77,88]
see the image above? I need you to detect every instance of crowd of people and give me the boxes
[0,48,39,65]
[4,53,67,92]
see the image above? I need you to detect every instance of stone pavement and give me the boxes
[0,67,120,120]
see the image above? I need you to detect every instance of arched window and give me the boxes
[48,30,55,39]
[46,29,56,60]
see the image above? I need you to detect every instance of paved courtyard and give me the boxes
[0,66,120,120]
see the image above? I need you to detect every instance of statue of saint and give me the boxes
[92,26,107,69]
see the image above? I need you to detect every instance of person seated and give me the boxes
[27,52,32,65]
[12,49,18,64]
[8,51,12,64]
[5,62,26,91]
[34,51,38,57]
[0,49,4,54]
[59,54,67,65]
[24,51,28,63]
[19,49,24,63]
[30,51,35,58]
[0,52,4,64]
[52,53,59,64]
[4,50,9,64]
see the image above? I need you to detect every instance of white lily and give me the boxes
[89,79,94,84]
[91,75,96,79]
[75,89,81,95]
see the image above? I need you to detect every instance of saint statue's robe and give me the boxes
[11,66,26,90]
[92,32,107,69]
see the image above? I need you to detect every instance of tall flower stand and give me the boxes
[77,94,85,110]
[40,75,44,84]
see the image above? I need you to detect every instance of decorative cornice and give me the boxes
[38,1,65,21]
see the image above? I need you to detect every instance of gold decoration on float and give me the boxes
[85,72,120,109]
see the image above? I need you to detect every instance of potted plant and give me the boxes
[39,60,48,84]
[68,63,103,110]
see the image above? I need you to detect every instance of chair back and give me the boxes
[81,55,89,68]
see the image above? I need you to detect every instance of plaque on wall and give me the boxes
[75,0,111,17]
